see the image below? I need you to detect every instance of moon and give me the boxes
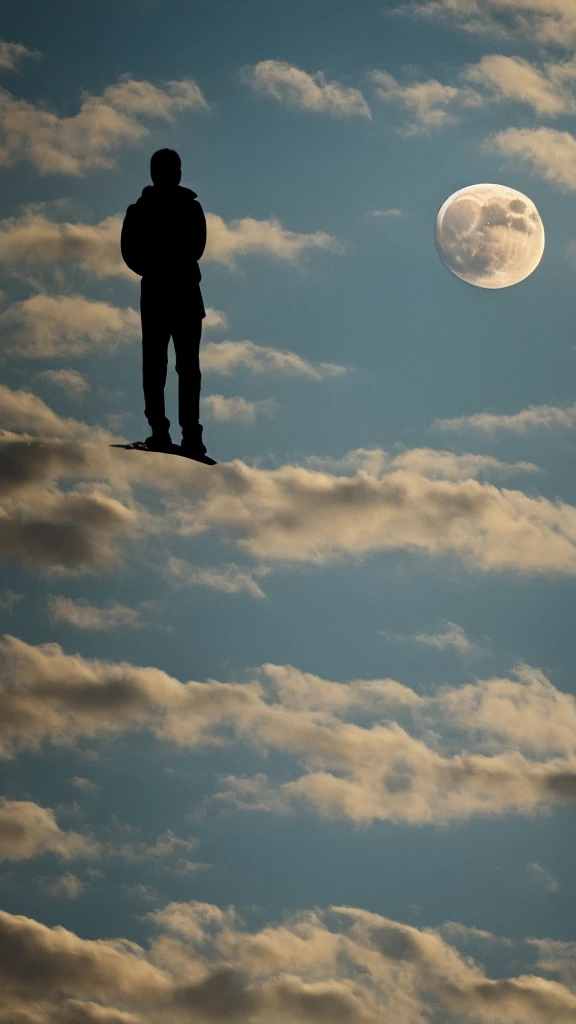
[435,183,545,288]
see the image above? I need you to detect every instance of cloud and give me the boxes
[370,208,404,217]
[202,394,275,423]
[241,60,371,118]
[0,589,23,611]
[202,340,346,378]
[0,74,208,175]
[203,307,228,330]
[0,209,342,283]
[0,39,41,72]
[412,621,474,651]
[305,448,538,479]
[35,369,90,399]
[0,438,140,573]
[47,596,150,631]
[71,777,101,794]
[0,432,574,577]
[370,69,483,133]
[3,636,576,825]
[0,384,115,441]
[395,0,576,48]
[3,897,575,1024]
[487,126,576,190]
[464,54,576,116]
[167,556,268,598]
[434,402,576,433]
[35,872,85,899]
[0,294,140,357]
[527,862,559,892]
[204,212,343,267]
[0,798,98,861]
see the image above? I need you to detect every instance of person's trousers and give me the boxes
[140,276,204,442]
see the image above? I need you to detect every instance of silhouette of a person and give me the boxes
[121,148,214,462]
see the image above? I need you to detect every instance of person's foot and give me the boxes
[145,432,173,452]
[180,442,217,465]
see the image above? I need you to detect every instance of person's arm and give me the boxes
[120,204,146,276]
[191,200,207,262]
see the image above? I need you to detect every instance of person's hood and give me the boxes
[137,184,198,205]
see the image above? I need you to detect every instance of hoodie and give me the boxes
[121,184,207,281]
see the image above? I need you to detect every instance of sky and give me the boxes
[1,0,576,1021]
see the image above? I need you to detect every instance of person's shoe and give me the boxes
[145,432,173,452]
[180,441,217,465]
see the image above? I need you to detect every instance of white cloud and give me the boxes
[167,556,268,598]
[465,54,576,116]
[47,596,148,631]
[0,74,208,175]
[435,402,576,433]
[395,0,576,48]
[202,394,275,423]
[241,60,371,118]
[3,899,575,1024]
[3,636,576,825]
[487,126,576,191]
[35,369,90,399]
[202,340,346,378]
[305,447,538,479]
[0,589,23,611]
[0,39,40,72]
[1,294,140,357]
[71,776,101,794]
[0,383,116,442]
[527,862,559,892]
[35,871,85,899]
[0,209,342,283]
[370,208,404,217]
[370,69,483,133]
[204,212,343,267]
[0,798,98,861]
[413,621,474,651]
[203,307,228,330]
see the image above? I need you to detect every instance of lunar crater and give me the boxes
[435,183,545,289]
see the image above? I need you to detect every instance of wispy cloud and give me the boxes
[434,402,576,433]
[202,340,346,378]
[47,596,151,631]
[384,621,476,652]
[370,207,404,217]
[0,39,41,72]
[34,872,85,899]
[241,60,371,118]
[202,394,275,423]
[487,125,576,191]
[0,798,98,861]
[1,294,140,357]
[3,898,575,1024]
[3,637,576,825]
[370,69,483,133]
[167,556,268,598]
[0,74,208,174]
[395,0,576,49]
[0,208,342,283]
[35,369,90,400]
[527,861,559,892]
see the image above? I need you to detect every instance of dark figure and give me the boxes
[121,148,211,459]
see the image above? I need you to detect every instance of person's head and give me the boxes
[150,148,182,186]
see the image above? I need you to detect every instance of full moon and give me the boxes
[435,183,545,289]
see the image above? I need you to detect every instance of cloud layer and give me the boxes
[1,898,575,1023]
[0,74,208,174]
[2,636,576,825]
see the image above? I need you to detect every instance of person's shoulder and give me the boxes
[178,185,198,200]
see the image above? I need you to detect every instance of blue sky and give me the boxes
[2,1,576,1021]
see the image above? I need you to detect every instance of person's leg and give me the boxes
[140,279,171,442]
[172,294,206,454]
